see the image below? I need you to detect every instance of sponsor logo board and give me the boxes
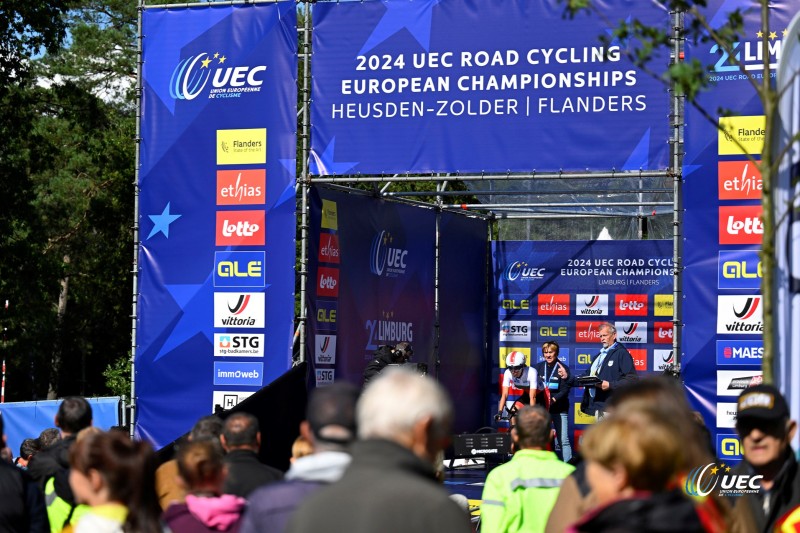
[212,391,255,412]
[716,340,763,365]
[316,300,338,332]
[498,295,532,318]
[615,321,647,344]
[654,294,673,317]
[217,128,266,165]
[321,200,338,230]
[719,205,763,245]
[718,115,765,156]
[654,322,674,344]
[630,349,647,371]
[214,251,265,288]
[718,250,762,290]
[575,294,608,316]
[718,161,762,200]
[316,267,340,297]
[216,169,265,205]
[717,371,763,396]
[499,320,531,342]
[318,233,340,264]
[538,294,569,315]
[316,368,335,386]
[536,321,569,341]
[717,295,763,335]
[213,293,265,328]
[652,349,675,372]
[214,334,264,357]
[716,402,739,428]
[503,261,546,282]
[535,348,570,366]
[575,321,601,343]
[315,334,337,364]
[716,434,743,461]
[498,347,531,368]
[615,294,648,316]
[213,362,263,386]
[216,210,265,246]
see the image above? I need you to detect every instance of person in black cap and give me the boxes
[362,342,413,385]
[730,384,800,532]
[239,382,360,533]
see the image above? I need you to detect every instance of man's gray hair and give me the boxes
[358,369,453,441]
[599,322,616,334]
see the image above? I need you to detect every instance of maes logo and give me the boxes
[717,296,763,335]
[503,261,545,282]
[575,294,608,316]
[615,321,647,344]
[213,293,265,329]
[370,230,409,277]
[716,340,763,366]
[169,51,267,101]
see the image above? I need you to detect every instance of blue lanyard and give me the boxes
[545,362,558,383]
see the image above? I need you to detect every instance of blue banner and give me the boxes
[491,241,674,434]
[310,0,670,174]
[137,3,297,449]
[682,1,793,458]
[307,187,436,387]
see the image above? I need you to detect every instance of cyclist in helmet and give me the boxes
[496,351,540,419]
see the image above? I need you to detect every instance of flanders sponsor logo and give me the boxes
[575,294,608,316]
[654,294,673,317]
[498,347,530,368]
[321,199,338,230]
[716,295,763,335]
[718,250,762,290]
[217,169,265,205]
[214,251,265,288]
[537,294,569,315]
[217,128,266,165]
[315,334,337,365]
[574,404,596,426]
[716,340,763,365]
[718,161,762,200]
[169,51,267,101]
[213,362,263,387]
[213,292,265,329]
[214,334,264,357]
[615,321,647,343]
[719,205,763,245]
[216,210,265,246]
[718,115,765,156]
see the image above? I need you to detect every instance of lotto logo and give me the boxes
[654,322,674,344]
[317,267,340,297]
[615,295,648,316]
[719,206,763,245]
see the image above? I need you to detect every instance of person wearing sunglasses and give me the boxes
[496,351,540,420]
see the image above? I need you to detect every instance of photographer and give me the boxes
[363,342,413,385]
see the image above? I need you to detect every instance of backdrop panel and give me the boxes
[491,240,674,443]
[307,187,436,388]
[310,0,670,175]
[137,3,297,448]
[682,0,794,463]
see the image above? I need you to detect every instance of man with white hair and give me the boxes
[287,369,470,533]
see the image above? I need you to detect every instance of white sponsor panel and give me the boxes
[652,349,675,372]
[214,334,264,357]
[575,294,609,316]
[716,295,763,335]
[212,390,255,412]
[213,292,265,328]
[716,402,739,428]
[315,368,335,387]
[614,321,647,344]
[716,371,763,397]
[315,334,337,365]
[499,320,531,342]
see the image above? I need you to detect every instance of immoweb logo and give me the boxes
[685,462,761,498]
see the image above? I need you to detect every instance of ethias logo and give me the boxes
[170,51,267,101]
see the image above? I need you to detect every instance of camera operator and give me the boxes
[362,342,413,385]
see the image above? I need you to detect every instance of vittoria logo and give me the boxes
[213,293,265,329]
[575,294,608,316]
[537,294,569,315]
[315,334,337,365]
[615,321,647,344]
[652,349,674,372]
[717,296,763,335]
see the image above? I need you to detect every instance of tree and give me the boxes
[566,0,786,383]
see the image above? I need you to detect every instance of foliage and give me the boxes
[103,354,132,398]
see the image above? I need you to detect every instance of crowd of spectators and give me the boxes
[1,368,799,533]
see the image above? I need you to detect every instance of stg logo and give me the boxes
[370,230,408,277]
[719,206,763,245]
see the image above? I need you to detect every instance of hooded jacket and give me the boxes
[163,494,245,533]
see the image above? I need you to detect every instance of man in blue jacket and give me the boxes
[579,322,638,417]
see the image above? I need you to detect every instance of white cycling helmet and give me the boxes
[505,351,526,369]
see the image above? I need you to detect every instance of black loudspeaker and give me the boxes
[452,433,511,458]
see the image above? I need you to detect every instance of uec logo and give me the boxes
[370,230,408,276]
[169,52,267,101]
[504,261,545,282]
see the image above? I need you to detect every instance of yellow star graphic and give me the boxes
[720,463,726,468]
[201,57,212,68]
[783,29,789,37]
[757,31,764,38]
[770,31,778,40]
[219,56,227,64]
[710,466,719,475]
[726,467,731,472]
[214,52,219,58]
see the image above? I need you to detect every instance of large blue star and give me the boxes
[147,202,182,240]
[309,138,359,175]
[359,0,440,56]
